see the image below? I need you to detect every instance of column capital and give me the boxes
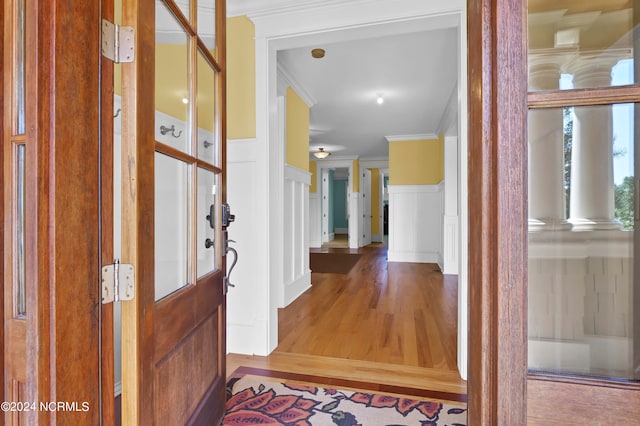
[567,53,625,88]
[528,55,563,91]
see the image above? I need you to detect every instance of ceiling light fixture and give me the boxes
[311,48,325,59]
[313,147,331,159]
[376,94,384,105]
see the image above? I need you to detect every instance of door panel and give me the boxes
[119,0,227,423]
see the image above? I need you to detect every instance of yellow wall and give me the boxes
[389,135,444,185]
[197,54,216,132]
[155,44,189,121]
[352,160,360,192]
[309,161,317,193]
[227,16,256,139]
[370,168,380,235]
[285,87,310,171]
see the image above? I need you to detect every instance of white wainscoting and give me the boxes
[388,184,443,264]
[442,215,459,274]
[283,165,311,306]
[226,138,270,355]
[309,193,321,248]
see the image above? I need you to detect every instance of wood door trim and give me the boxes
[527,378,640,423]
[121,0,157,422]
[0,0,5,407]
[528,85,640,108]
[467,0,528,423]
[100,0,116,424]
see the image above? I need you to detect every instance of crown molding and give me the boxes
[228,0,365,18]
[277,63,317,107]
[385,134,439,143]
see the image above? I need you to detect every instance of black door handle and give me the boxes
[206,204,215,229]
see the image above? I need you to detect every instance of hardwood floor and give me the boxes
[228,244,466,398]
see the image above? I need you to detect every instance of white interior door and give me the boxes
[362,169,372,246]
[322,169,330,243]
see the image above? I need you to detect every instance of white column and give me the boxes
[528,60,571,231]
[569,60,622,230]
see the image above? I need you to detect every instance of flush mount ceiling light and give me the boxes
[311,48,325,59]
[313,147,331,159]
[376,94,384,105]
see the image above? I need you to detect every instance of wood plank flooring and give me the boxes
[228,244,466,399]
[279,245,458,371]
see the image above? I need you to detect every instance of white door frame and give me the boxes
[361,168,372,246]
[247,0,469,379]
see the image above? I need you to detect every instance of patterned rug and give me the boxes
[223,374,467,425]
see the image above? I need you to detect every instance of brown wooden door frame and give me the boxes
[467,0,528,423]
[8,0,103,424]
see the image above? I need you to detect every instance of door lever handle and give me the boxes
[224,246,238,292]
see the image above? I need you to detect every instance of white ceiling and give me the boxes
[277,29,458,159]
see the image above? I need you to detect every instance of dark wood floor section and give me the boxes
[278,244,459,372]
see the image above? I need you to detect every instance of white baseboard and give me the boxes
[372,233,383,243]
[227,320,270,356]
[328,233,335,241]
[387,251,440,264]
[309,240,321,248]
[335,227,348,234]
[284,271,311,306]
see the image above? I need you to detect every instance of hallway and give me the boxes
[280,245,458,370]
[227,245,465,397]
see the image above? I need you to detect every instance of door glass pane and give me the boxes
[15,144,26,316]
[528,1,636,91]
[169,0,190,24]
[15,0,26,134]
[197,50,218,166]
[156,1,190,153]
[527,103,637,380]
[197,168,218,278]
[155,152,191,301]
[197,0,216,54]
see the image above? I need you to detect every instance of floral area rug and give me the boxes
[223,374,467,426]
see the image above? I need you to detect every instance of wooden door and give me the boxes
[119,0,227,423]
[3,0,27,422]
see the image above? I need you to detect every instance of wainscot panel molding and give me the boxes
[309,193,321,248]
[283,164,312,306]
[388,184,443,264]
[226,138,272,355]
[442,214,459,275]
